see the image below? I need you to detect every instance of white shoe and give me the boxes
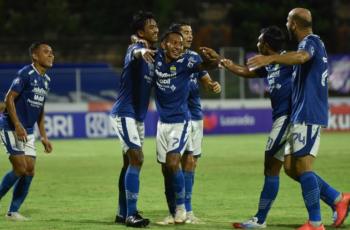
[185,211,203,224]
[174,205,186,224]
[156,214,175,225]
[232,217,266,229]
[5,212,29,221]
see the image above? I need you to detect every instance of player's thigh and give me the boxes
[289,123,321,158]
[110,116,142,153]
[190,120,203,157]
[156,121,169,164]
[167,121,191,155]
[0,129,26,155]
[24,155,36,175]
[265,115,290,162]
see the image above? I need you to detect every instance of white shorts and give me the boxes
[286,123,321,157]
[186,120,203,157]
[265,115,291,161]
[0,130,36,157]
[156,120,191,163]
[110,116,145,153]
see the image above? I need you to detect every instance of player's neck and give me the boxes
[32,63,47,76]
[297,28,313,42]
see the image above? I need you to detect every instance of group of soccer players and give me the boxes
[109,11,221,227]
[0,7,349,230]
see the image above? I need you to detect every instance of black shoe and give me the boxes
[115,215,125,224]
[125,214,150,228]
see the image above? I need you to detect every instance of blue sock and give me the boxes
[0,171,20,199]
[164,170,176,215]
[255,176,279,224]
[173,169,185,205]
[125,166,140,217]
[9,175,33,212]
[315,174,340,210]
[117,167,127,218]
[300,172,321,222]
[183,171,194,212]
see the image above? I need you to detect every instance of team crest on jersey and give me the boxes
[170,65,176,73]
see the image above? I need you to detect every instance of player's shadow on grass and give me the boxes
[43,218,116,226]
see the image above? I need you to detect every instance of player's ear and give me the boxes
[32,52,38,62]
[137,29,145,39]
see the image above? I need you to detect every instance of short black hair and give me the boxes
[131,10,156,34]
[160,30,183,42]
[29,42,48,57]
[260,26,285,52]
[168,22,191,33]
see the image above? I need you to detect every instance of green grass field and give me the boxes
[0,133,349,230]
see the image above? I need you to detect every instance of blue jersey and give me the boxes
[110,43,154,122]
[1,64,50,134]
[154,49,202,123]
[188,70,207,120]
[255,60,293,120]
[291,35,329,126]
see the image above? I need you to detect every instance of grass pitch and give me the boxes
[0,133,349,230]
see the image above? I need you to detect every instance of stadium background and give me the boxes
[0,1,349,229]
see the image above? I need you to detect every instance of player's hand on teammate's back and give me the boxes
[14,123,28,142]
[141,49,156,63]
[247,55,272,71]
[209,81,221,94]
[131,35,149,48]
[41,138,53,153]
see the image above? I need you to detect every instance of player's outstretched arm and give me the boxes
[200,74,221,94]
[38,109,52,153]
[5,90,27,142]
[130,35,149,48]
[220,59,257,78]
[133,48,156,63]
[197,47,222,70]
[247,51,310,70]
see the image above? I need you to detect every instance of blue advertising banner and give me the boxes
[37,108,273,139]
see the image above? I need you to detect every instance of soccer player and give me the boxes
[109,11,158,228]
[156,23,221,225]
[0,42,54,221]
[247,8,350,230]
[154,30,219,224]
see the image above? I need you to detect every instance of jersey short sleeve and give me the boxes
[298,38,316,59]
[9,74,27,94]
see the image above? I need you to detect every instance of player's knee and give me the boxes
[166,154,181,173]
[181,153,194,171]
[127,148,144,167]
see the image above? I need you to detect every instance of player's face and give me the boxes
[179,25,193,49]
[33,44,54,69]
[164,33,184,60]
[141,19,159,43]
[286,14,296,41]
[257,34,268,55]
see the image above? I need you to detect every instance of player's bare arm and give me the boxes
[133,48,156,63]
[247,50,311,70]
[38,109,52,153]
[220,59,258,78]
[199,74,221,94]
[5,90,27,142]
